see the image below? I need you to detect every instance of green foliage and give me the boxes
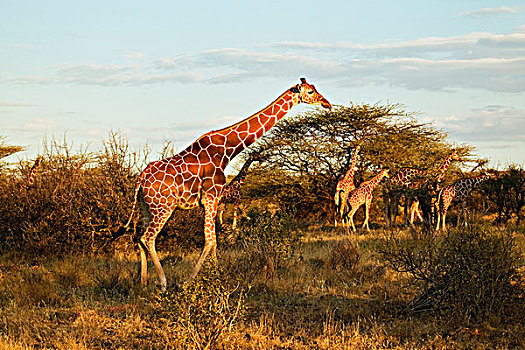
[155,263,247,350]
[382,225,523,324]
[244,103,474,221]
[0,134,137,255]
[482,165,525,225]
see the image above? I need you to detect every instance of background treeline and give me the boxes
[1,104,524,255]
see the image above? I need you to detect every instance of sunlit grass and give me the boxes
[0,225,523,349]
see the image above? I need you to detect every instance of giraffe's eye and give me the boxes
[308,91,314,95]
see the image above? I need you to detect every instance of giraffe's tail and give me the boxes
[124,175,143,229]
[105,173,144,247]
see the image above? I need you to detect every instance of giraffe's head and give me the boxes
[450,150,461,162]
[291,78,332,110]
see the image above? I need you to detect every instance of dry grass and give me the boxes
[0,225,523,350]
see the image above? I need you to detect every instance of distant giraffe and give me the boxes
[218,155,258,229]
[118,78,331,290]
[408,150,461,224]
[344,169,389,232]
[384,167,428,227]
[435,174,493,231]
[334,145,361,227]
[27,157,41,188]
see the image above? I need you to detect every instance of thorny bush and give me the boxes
[232,208,303,280]
[0,133,205,256]
[381,224,524,324]
[155,262,247,350]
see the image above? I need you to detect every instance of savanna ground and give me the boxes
[0,217,524,349]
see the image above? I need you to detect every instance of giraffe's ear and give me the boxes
[300,77,307,84]
[290,85,301,93]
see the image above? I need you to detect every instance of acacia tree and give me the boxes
[240,103,473,224]
[0,137,23,170]
[482,165,525,226]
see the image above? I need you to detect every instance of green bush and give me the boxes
[0,134,138,255]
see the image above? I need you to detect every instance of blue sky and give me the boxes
[1,0,525,170]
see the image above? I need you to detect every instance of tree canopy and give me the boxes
[240,103,476,221]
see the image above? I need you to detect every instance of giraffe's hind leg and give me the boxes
[362,199,371,232]
[348,206,359,233]
[138,201,172,291]
[137,199,151,287]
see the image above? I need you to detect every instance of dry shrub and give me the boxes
[228,209,303,282]
[381,224,524,324]
[0,132,207,257]
[155,262,247,350]
[0,133,138,255]
[0,266,63,308]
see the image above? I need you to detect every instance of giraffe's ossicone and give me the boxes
[120,78,331,290]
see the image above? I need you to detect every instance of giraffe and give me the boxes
[433,150,461,183]
[384,167,428,227]
[119,78,331,290]
[334,145,361,227]
[344,168,389,232]
[408,150,461,224]
[27,157,41,188]
[218,155,258,229]
[435,174,493,231]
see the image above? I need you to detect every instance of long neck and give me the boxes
[391,168,426,185]
[202,89,299,163]
[366,170,387,190]
[434,154,455,182]
[471,175,490,187]
[341,146,360,185]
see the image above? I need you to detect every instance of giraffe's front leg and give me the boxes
[232,204,239,230]
[189,194,219,280]
[141,209,172,291]
[435,209,441,231]
[442,207,448,231]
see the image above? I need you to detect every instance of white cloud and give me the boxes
[434,105,525,142]
[4,29,525,93]
[19,118,57,132]
[275,32,525,59]
[461,6,519,18]
[0,102,36,107]
[124,51,147,60]
[9,63,203,86]
[10,44,38,50]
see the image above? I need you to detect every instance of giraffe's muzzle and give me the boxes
[321,99,332,110]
